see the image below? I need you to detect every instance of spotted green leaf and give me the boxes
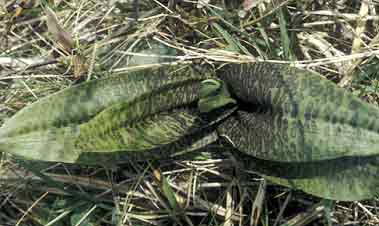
[217,63,379,200]
[0,65,221,164]
[218,63,379,162]
[233,146,379,201]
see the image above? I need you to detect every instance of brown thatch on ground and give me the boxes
[1,1,379,225]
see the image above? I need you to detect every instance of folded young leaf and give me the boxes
[198,79,237,113]
[218,63,379,162]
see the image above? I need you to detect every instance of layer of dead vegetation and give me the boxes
[1,0,379,225]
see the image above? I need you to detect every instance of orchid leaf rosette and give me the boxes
[3,59,379,201]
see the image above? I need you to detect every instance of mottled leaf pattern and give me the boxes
[3,60,379,201]
[218,63,379,162]
[217,63,379,200]
[0,65,222,163]
[232,147,379,201]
